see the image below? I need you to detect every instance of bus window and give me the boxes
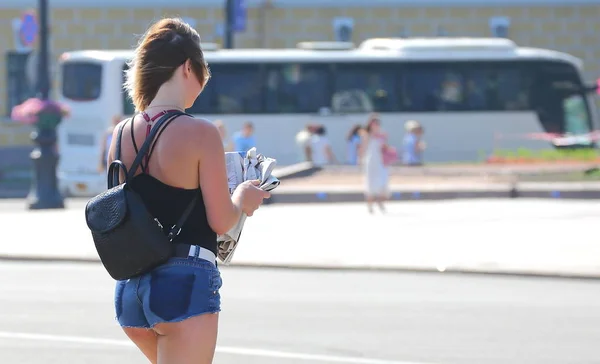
[208,63,263,114]
[121,62,219,116]
[265,63,332,113]
[401,63,465,112]
[332,63,397,113]
[186,63,220,115]
[399,62,538,112]
[186,84,214,115]
[563,95,591,135]
[62,62,102,101]
[466,64,531,111]
[123,92,135,116]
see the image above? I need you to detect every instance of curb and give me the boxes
[273,162,321,180]
[0,255,597,280]
[4,187,600,202]
[268,186,600,204]
[270,189,510,204]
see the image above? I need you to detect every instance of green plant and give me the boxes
[490,147,599,162]
[516,148,533,159]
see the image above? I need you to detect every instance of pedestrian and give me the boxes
[360,113,390,213]
[110,18,270,364]
[295,123,317,162]
[402,120,425,166]
[310,124,336,166]
[232,121,256,153]
[346,124,363,165]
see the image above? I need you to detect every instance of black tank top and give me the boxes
[127,113,217,255]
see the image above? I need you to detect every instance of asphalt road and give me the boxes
[0,261,599,364]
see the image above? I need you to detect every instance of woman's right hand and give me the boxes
[236,180,271,216]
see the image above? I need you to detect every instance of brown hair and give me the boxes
[347,124,362,141]
[365,113,380,134]
[124,18,210,111]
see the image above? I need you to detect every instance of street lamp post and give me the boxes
[224,0,234,49]
[37,0,50,100]
[25,0,65,209]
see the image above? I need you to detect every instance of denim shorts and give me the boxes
[114,257,222,329]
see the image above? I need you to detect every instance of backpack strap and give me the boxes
[123,110,198,242]
[107,119,129,189]
[168,191,199,242]
[126,110,187,181]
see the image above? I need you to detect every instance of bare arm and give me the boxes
[226,140,235,153]
[105,122,123,173]
[198,122,243,235]
[358,135,368,160]
[304,144,312,162]
[325,144,337,164]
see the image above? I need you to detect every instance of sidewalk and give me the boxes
[267,163,600,203]
[2,199,600,279]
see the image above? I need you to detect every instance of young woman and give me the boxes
[360,113,391,213]
[107,18,270,364]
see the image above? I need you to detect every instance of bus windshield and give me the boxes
[62,61,102,101]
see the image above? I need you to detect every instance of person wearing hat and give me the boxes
[402,120,425,166]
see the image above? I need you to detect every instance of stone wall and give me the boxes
[1,1,600,144]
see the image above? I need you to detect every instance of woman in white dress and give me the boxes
[360,114,390,213]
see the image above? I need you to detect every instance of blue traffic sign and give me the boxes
[232,0,246,32]
[19,12,38,47]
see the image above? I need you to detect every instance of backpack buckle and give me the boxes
[168,225,182,242]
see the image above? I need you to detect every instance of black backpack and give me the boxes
[85,111,197,280]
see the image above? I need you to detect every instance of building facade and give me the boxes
[0,0,599,141]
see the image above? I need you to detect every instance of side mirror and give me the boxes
[583,78,600,94]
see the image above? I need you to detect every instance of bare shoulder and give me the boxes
[173,115,219,135]
[111,119,129,137]
[169,115,222,151]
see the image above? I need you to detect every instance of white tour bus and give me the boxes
[56,37,599,197]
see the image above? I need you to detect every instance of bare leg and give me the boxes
[123,327,158,364]
[376,195,386,213]
[366,196,374,213]
[154,313,219,364]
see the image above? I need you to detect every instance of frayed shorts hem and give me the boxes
[117,308,222,330]
[114,257,223,330]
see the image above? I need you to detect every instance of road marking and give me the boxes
[0,331,435,364]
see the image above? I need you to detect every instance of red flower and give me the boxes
[11,98,69,126]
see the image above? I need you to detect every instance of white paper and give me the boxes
[217,147,280,264]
